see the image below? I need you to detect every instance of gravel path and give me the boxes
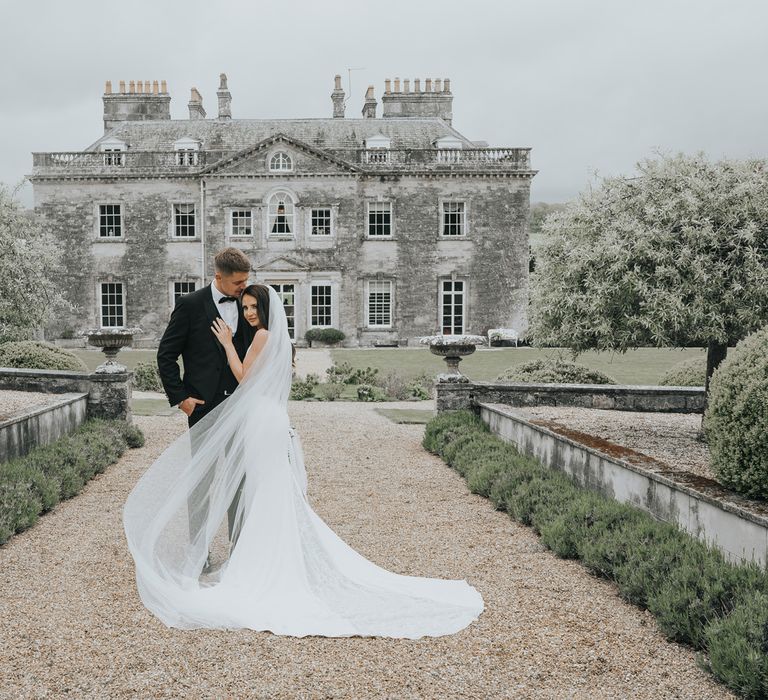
[294,348,333,380]
[514,407,713,481]
[0,402,731,699]
[0,390,65,422]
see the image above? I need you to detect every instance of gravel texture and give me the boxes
[0,402,732,699]
[514,407,714,481]
[0,390,65,422]
[294,348,333,380]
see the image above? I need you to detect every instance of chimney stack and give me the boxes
[331,74,345,118]
[380,76,454,124]
[188,87,206,120]
[362,85,377,118]
[217,73,232,119]
[102,78,171,132]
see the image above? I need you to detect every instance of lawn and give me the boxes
[331,347,706,386]
[75,345,706,386]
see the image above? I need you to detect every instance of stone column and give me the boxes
[87,371,133,421]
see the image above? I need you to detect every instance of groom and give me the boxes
[157,247,254,545]
[157,247,253,427]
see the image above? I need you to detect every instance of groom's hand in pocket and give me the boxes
[178,397,205,417]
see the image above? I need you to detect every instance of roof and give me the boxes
[86,118,479,152]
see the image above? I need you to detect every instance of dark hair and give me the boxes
[214,247,252,275]
[241,284,271,330]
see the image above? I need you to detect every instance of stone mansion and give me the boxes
[30,74,535,346]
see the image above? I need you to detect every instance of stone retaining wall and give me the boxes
[0,393,88,462]
[0,368,132,421]
[437,380,705,413]
[480,402,768,567]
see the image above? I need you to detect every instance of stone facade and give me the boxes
[30,74,535,347]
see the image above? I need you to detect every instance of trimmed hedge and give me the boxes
[305,328,345,344]
[0,340,87,372]
[0,419,144,545]
[133,361,162,391]
[705,326,768,499]
[659,357,706,387]
[424,411,768,698]
[496,358,615,385]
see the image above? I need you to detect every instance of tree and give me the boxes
[529,153,768,393]
[0,184,68,343]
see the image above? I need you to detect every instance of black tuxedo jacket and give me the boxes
[157,284,254,407]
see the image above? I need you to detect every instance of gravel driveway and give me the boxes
[0,402,731,699]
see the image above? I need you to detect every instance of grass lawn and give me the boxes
[332,347,706,385]
[375,408,435,424]
[132,398,179,417]
[71,348,160,372]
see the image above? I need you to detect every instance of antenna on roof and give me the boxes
[345,67,366,109]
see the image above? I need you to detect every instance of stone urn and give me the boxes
[84,328,140,373]
[420,334,486,382]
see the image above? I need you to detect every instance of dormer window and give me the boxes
[100,138,126,166]
[269,151,293,171]
[364,135,391,164]
[435,136,464,163]
[174,137,200,166]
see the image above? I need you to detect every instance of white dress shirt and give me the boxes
[211,282,239,334]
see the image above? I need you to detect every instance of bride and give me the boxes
[123,284,483,638]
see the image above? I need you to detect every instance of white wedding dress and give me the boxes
[123,287,483,638]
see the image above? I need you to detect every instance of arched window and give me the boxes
[268,191,295,235]
[269,151,293,171]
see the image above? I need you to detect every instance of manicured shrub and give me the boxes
[705,325,768,499]
[0,419,144,545]
[496,358,616,385]
[305,328,345,345]
[705,593,768,699]
[120,422,146,448]
[290,373,320,400]
[0,340,87,372]
[422,410,483,455]
[659,357,706,387]
[424,409,768,697]
[133,361,162,391]
[317,382,344,401]
[648,548,767,649]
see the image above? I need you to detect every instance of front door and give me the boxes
[270,283,296,340]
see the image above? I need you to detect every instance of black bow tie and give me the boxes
[218,296,238,304]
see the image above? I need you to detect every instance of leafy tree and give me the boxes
[0,183,68,343]
[530,153,768,392]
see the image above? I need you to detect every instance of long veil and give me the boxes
[124,286,483,637]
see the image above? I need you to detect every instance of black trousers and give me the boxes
[187,391,245,549]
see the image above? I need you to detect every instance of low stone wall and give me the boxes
[0,393,88,462]
[0,368,132,421]
[437,380,705,413]
[480,403,768,567]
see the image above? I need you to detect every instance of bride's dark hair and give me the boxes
[242,284,271,330]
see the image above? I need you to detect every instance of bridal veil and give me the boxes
[123,286,483,637]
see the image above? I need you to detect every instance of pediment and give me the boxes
[254,255,310,272]
[202,133,360,176]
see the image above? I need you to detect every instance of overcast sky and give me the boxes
[2,0,767,208]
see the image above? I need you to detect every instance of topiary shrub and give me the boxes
[133,361,162,391]
[659,357,706,387]
[305,328,345,345]
[704,326,768,499]
[496,358,615,384]
[0,341,87,372]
